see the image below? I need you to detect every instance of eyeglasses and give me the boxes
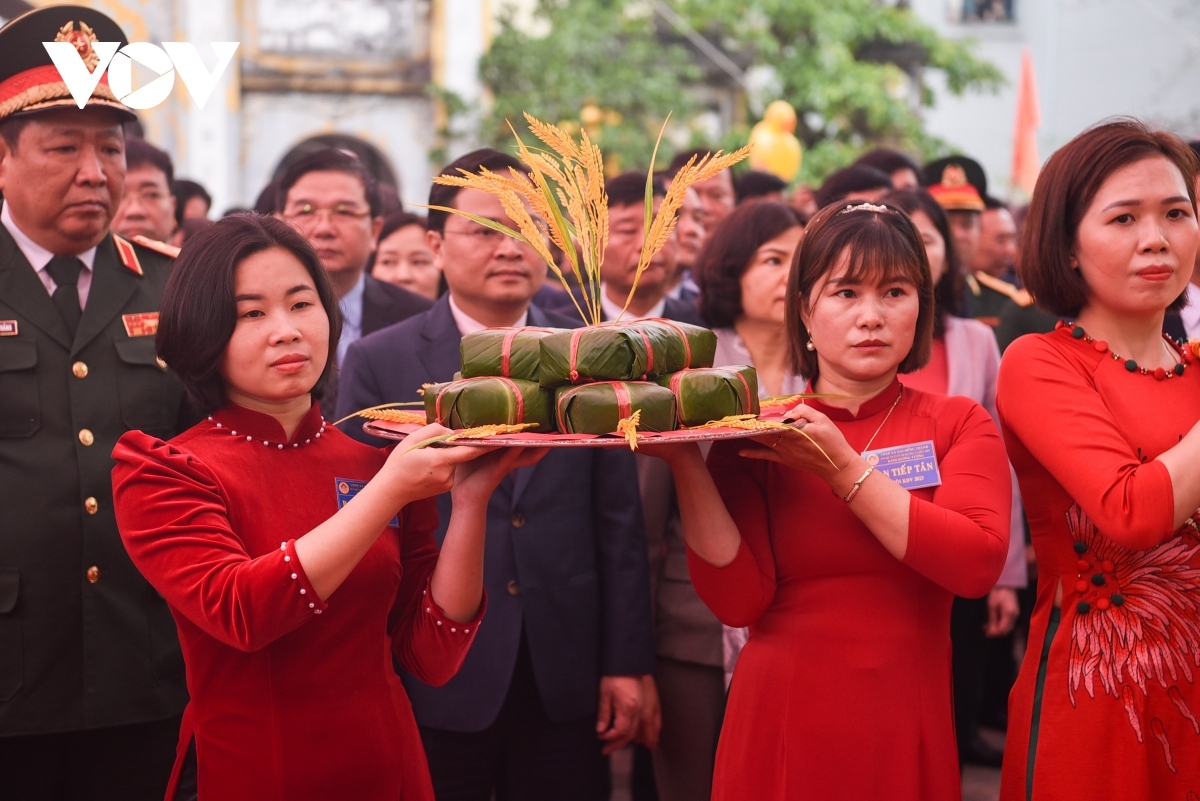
[282,203,373,227]
[125,188,171,205]
[443,221,550,245]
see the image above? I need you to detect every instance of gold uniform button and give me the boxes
[71,361,88,378]
[86,566,100,584]
[511,512,526,528]
[78,429,94,446]
[506,580,521,596]
[84,497,99,515]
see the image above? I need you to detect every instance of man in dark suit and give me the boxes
[547,171,703,327]
[0,7,192,799]
[275,148,431,413]
[335,149,655,801]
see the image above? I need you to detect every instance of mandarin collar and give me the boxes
[209,401,327,446]
[802,377,903,422]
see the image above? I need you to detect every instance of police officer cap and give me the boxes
[0,5,133,123]
[921,155,988,199]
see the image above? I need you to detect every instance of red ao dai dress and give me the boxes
[688,381,1012,801]
[997,326,1200,800]
[111,403,482,801]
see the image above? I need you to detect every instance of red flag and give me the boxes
[1011,49,1041,197]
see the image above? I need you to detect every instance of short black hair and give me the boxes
[667,148,727,179]
[982,194,1008,211]
[377,210,426,245]
[254,179,280,215]
[172,179,212,225]
[0,116,31,151]
[605,171,665,208]
[695,200,803,328]
[854,148,920,178]
[735,170,788,203]
[277,148,381,218]
[815,165,894,209]
[124,137,174,186]
[879,188,964,337]
[427,148,525,234]
[156,214,342,415]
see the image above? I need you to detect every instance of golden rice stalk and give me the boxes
[618,144,751,320]
[332,401,426,427]
[447,423,541,440]
[616,410,642,452]
[407,422,542,450]
[685,414,837,468]
[759,393,847,408]
[355,409,428,425]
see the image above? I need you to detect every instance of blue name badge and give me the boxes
[336,478,400,527]
[861,440,942,491]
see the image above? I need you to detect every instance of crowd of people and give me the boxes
[2,5,1200,801]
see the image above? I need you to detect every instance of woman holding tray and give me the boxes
[648,200,1012,800]
[995,121,1200,801]
[110,215,534,800]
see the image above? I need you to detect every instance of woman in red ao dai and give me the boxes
[645,202,1012,800]
[111,215,537,800]
[996,120,1200,800]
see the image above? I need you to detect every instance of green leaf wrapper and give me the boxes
[657,366,760,426]
[539,319,718,386]
[424,377,556,431]
[459,326,567,382]
[554,381,678,434]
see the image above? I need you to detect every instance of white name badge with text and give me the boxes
[861,440,942,490]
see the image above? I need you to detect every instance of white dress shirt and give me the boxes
[1,201,97,308]
[336,273,366,365]
[448,294,528,336]
[600,283,665,322]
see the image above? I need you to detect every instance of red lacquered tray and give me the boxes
[361,410,799,448]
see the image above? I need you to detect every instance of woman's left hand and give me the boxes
[739,403,857,482]
[451,446,547,505]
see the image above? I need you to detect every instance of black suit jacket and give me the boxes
[318,274,432,415]
[0,222,191,735]
[335,296,655,730]
[543,285,705,328]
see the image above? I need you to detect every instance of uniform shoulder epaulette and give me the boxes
[111,233,143,276]
[131,234,181,260]
[972,271,1033,307]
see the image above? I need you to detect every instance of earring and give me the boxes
[806,339,815,352]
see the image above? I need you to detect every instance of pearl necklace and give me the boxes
[1058,321,1189,380]
[207,415,327,449]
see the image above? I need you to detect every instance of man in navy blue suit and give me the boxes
[544,172,704,327]
[335,149,655,801]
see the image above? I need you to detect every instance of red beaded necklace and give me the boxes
[1058,320,1190,380]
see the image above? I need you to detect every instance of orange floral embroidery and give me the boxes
[1065,505,1200,771]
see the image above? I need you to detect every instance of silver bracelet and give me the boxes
[843,466,874,503]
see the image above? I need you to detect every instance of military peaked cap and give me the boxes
[0,5,133,122]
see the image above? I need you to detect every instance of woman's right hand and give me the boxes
[378,424,494,506]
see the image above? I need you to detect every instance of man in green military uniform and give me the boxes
[0,7,190,799]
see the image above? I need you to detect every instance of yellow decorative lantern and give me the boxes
[748,100,803,182]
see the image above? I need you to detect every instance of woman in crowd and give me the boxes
[111,215,534,800]
[370,211,439,299]
[697,200,807,400]
[695,199,807,684]
[882,188,1027,765]
[650,201,1012,800]
[996,120,1200,800]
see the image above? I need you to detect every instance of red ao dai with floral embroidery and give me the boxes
[112,404,481,801]
[997,328,1200,800]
